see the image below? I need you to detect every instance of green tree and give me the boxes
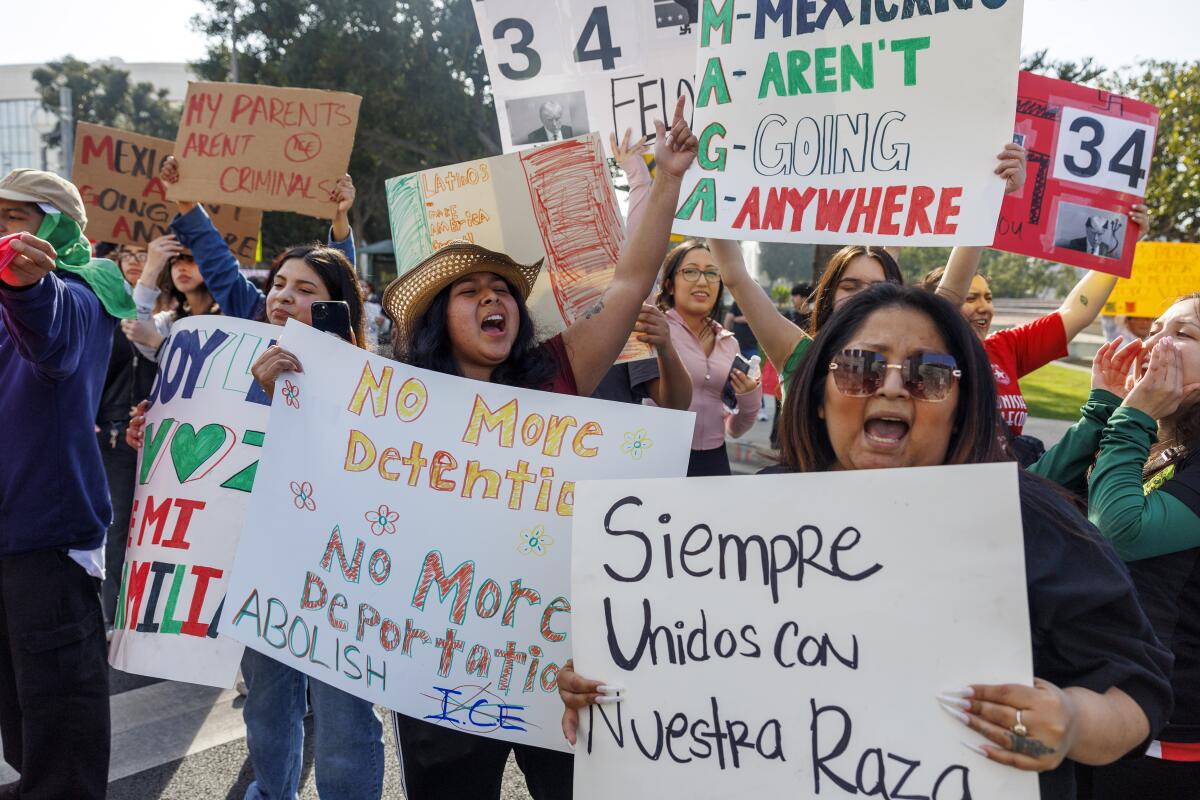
[191,0,499,253]
[32,56,180,147]
[1021,49,1108,85]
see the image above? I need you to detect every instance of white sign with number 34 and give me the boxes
[1053,107,1155,197]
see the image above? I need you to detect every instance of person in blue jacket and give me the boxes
[0,168,135,799]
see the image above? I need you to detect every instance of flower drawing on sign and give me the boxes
[518,525,554,556]
[621,429,653,460]
[290,481,317,511]
[282,380,301,408]
[365,504,400,536]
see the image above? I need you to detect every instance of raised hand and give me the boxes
[1,234,57,288]
[610,128,648,165]
[995,143,1027,194]
[1091,336,1143,399]
[652,95,698,179]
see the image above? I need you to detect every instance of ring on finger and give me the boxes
[1010,708,1028,737]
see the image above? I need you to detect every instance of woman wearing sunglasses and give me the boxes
[559,283,1172,800]
[655,240,762,476]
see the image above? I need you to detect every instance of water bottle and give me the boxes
[748,354,762,382]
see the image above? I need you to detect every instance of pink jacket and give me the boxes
[665,309,761,450]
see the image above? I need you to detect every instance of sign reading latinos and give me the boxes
[386,133,649,361]
[74,123,262,265]
[674,0,1024,244]
[1104,243,1200,319]
[222,322,694,751]
[472,0,697,154]
[571,465,1038,798]
[994,72,1159,279]
[169,81,362,219]
[110,316,275,688]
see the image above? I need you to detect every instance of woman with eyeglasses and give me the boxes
[120,234,218,360]
[655,240,762,476]
[560,283,1172,799]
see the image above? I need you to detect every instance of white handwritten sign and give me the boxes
[672,0,1024,244]
[222,321,694,751]
[472,0,697,154]
[571,465,1038,798]
[110,316,275,687]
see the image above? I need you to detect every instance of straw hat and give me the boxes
[382,240,543,348]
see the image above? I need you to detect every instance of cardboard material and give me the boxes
[994,72,1160,279]
[222,321,694,751]
[1104,242,1200,318]
[109,316,277,687]
[571,465,1038,798]
[472,0,697,155]
[385,134,650,361]
[673,1,1024,245]
[169,82,361,219]
[74,122,262,265]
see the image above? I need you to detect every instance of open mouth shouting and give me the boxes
[862,412,911,452]
[481,312,507,337]
[968,315,991,336]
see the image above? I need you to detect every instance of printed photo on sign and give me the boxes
[1054,202,1126,261]
[505,91,589,146]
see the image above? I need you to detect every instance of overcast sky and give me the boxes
[0,0,1191,70]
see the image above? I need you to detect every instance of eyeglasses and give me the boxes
[678,267,721,283]
[118,251,148,264]
[828,349,962,402]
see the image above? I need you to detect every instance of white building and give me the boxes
[0,60,192,175]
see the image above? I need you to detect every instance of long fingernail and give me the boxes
[596,695,624,705]
[961,741,990,758]
[942,686,974,698]
[938,701,970,725]
[598,684,625,694]
[937,694,970,710]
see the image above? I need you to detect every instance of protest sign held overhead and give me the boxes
[472,0,697,155]
[385,133,649,361]
[221,321,694,752]
[672,0,1024,245]
[169,82,362,219]
[73,123,262,264]
[110,316,276,687]
[1104,242,1200,318]
[571,465,1038,799]
[994,72,1159,279]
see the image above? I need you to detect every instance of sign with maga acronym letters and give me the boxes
[472,0,697,155]
[110,317,276,687]
[571,465,1037,799]
[170,82,362,219]
[994,72,1159,279]
[222,321,694,751]
[74,123,263,265]
[673,0,1024,245]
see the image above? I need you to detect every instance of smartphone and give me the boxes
[311,300,353,343]
[731,354,752,376]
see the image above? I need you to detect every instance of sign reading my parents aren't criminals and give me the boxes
[673,1,1025,246]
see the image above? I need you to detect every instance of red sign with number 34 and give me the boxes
[993,72,1160,278]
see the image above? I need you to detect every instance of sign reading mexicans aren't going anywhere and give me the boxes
[169,82,362,219]
[673,0,1024,245]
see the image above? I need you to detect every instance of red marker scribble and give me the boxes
[284,132,323,163]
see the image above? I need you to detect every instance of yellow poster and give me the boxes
[1103,242,1200,318]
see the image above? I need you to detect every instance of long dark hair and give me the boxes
[399,276,557,389]
[778,282,1101,539]
[1145,293,1200,478]
[655,239,724,323]
[157,253,216,319]
[809,246,903,335]
[265,244,366,348]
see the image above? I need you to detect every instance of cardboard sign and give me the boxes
[1103,242,1200,319]
[994,72,1160,279]
[73,123,262,265]
[672,1,1023,245]
[385,134,649,361]
[169,82,362,219]
[221,321,694,751]
[110,316,276,687]
[472,0,697,154]
[571,465,1037,798]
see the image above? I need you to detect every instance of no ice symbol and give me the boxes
[284,132,323,163]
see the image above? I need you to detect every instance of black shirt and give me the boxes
[589,359,661,405]
[727,302,758,354]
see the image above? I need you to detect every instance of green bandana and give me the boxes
[35,213,135,320]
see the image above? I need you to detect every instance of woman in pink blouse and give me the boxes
[656,240,762,475]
